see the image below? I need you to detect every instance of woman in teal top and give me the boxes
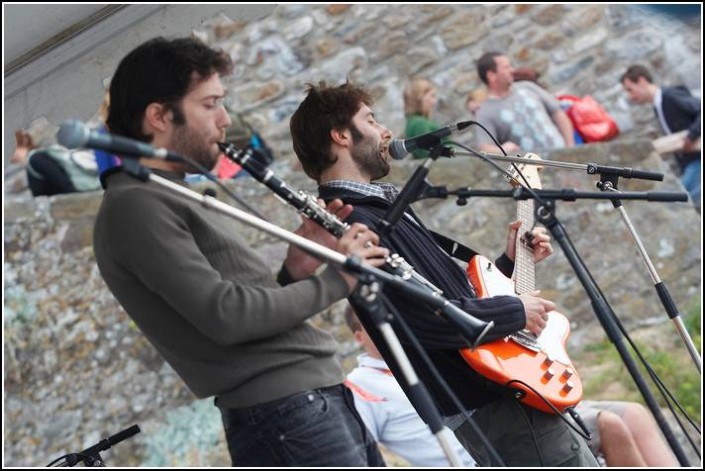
[403,78,445,159]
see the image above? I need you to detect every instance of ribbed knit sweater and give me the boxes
[319,185,526,413]
[94,169,350,408]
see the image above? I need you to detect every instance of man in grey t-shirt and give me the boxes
[474,52,575,154]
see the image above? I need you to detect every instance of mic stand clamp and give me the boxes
[65,452,106,467]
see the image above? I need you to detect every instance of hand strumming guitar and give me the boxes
[518,290,556,336]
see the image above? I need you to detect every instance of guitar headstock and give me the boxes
[504,152,544,190]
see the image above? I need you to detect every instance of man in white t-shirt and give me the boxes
[344,306,477,467]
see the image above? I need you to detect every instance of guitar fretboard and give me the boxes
[514,199,535,295]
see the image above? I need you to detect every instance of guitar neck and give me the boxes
[514,199,535,295]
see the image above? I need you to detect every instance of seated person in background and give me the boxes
[465,87,488,116]
[467,71,586,146]
[11,124,101,197]
[473,51,575,154]
[344,305,477,467]
[403,78,448,159]
[574,400,678,467]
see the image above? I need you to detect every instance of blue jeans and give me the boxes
[219,384,385,467]
[681,160,701,209]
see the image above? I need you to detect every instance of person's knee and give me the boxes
[622,402,656,432]
[598,410,632,444]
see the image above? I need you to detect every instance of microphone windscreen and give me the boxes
[57,120,89,149]
[388,139,408,160]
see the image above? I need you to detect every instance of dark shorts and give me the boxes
[453,398,598,467]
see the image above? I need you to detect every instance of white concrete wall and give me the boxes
[4,4,275,163]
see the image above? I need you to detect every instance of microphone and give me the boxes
[586,162,663,181]
[65,424,141,466]
[389,120,473,160]
[57,120,182,161]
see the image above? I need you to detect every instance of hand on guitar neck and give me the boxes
[518,290,556,336]
[505,220,554,264]
[506,217,557,337]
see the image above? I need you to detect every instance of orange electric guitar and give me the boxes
[460,153,583,414]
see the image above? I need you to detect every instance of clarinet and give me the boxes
[218,142,444,294]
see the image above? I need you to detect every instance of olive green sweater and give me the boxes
[94,169,349,408]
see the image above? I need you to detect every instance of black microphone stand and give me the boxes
[531,196,692,467]
[595,173,701,373]
[372,145,510,465]
[376,145,443,237]
[416,185,692,466]
[351,276,466,466]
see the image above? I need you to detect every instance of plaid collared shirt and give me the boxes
[320,179,427,228]
[322,180,400,202]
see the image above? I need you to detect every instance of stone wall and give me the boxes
[4,140,701,466]
[197,4,700,164]
[4,5,701,173]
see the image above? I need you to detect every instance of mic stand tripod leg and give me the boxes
[352,277,465,467]
[535,201,691,466]
[599,181,701,373]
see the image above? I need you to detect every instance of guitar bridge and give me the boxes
[510,329,541,352]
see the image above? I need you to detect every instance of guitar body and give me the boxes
[457,153,582,413]
[461,244,583,414]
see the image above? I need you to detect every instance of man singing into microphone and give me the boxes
[92,37,389,467]
[288,81,597,467]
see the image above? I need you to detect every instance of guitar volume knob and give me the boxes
[562,381,574,393]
